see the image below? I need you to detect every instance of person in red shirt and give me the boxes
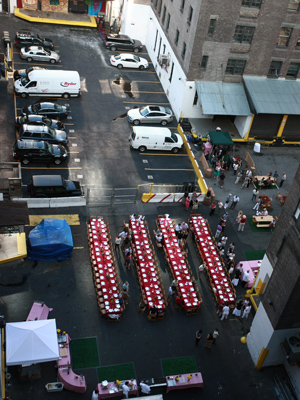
[175,295,184,309]
[238,215,247,232]
[209,201,217,216]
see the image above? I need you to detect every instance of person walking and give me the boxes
[238,215,247,232]
[273,171,279,183]
[229,195,239,210]
[252,188,259,202]
[185,195,190,211]
[242,270,250,287]
[220,304,230,320]
[192,200,199,213]
[212,328,219,344]
[125,251,132,270]
[242,305,252,319]
[215,224,222,239]
[234,210,243,225]
[204,333,214,348]
[198,262,207,278]
[115,236,122,252]
[219,171,225,188]
[279,173,286,187]
[218,200,224,215]
[253,196,262,212]
[195,329,203,345]
[92,389,99,400]
[122,382,130,399]
[209,201,217,216]
[232,300,243,318]
[167,286,175,302]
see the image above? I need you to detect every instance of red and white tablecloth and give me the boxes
[158,217,200,311]
[190,216,235,305]
[130,218,165,313]
[89,218,122,315]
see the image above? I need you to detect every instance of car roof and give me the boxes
[24,115,44,120]
[147,106,164,112]
[17,139,46,149]
[39,102,56,109]
[22,124,49,132]
[32,175,63,186]
[119,54,135,59]
[16,31,35,38]
[24,46,44,51]
[106,34,130,40]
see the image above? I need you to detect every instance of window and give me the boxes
[225,59,246,75]
[158,0,162,16]
[233,26,255,44]
[193,91,198,106]
[180,0,185,12]
[162,6,166,24]
[268,60,282,78]
[181,42,186,59]
[153,30,158,52]
[166,14,170,32]
[288,0,300,11]
[188,6,193,24]
[286,62,300,79]
[201,55,208,69]
[175,29,180,46]
[277,27,293,47]
[169,62,174,82]
[294,201,300,220]
[155,0,158,9]
[208,19,216,36]
[163,44,166,53]
[241,0,262,8]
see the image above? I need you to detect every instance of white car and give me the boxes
[110,53,149,70]
[20,46,60,64]
[127,105,174,125]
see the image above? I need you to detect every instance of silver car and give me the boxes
[20,46,60,64]
[127,105,174,125]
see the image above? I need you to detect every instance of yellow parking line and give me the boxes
[145,168,194,171]
[13,62,63,67]
[27,214,80,226]
[21,167,82,170]
[64,123,74,125]
[128,91,164,94]
[73,246,84,250]
[124,101,170,105]
[142,153,188,156]
[116,70,156,73]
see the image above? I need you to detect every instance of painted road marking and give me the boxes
[13,62,63,67]
[141,153,189,156]
[74,158,80,162]
[21,167,83,170]
[145,168,194,171]
[147,175,153,179]
[72,143,77,146]
[124,101,170,105]
[73,247,84,250]
[28,214,80,226]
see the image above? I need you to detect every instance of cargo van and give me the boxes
[28,175,83,197]
[129,127,183,153]
[14,70,80,99]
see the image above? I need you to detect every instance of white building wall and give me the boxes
[254,254,273,291]
[234,115,252,138]
[121,1,150,44]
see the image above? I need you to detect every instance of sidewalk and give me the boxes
[14,7,97,27]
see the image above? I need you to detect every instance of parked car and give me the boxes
[16,114,65,130]
[110,54,149,70]
[20,46,60,64]
[127,105,174,126]
[103,34,143,53]
[129,126,183,153]
[13,140,68,165]
[13,66,48,81]
[15,31,54,49]
[22,102,68,120]
[28,175,83,198]
[19,124,68,145]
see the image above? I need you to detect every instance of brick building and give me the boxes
[121,0,300,142]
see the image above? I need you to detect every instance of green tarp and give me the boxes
[208,131,234,146]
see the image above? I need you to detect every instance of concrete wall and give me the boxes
[121,0,150,44]
[254,254,273,291]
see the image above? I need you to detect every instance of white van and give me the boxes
[14,70,81,98]
[129,127,183,153]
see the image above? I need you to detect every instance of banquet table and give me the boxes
[56,333,87,393]
[89,218,122,317]
[26,302,53,321]
[158,217,200,312]
[190,215,235,305]
[96,380,139,399]
[252,215,273,225]
[166,373,203,393]
[236,260,261,288]
[130,218,165,313]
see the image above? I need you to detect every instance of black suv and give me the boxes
[28,175,83,198]
[15,31,54,49]
[103,34,143,53]
[13,140,68,165]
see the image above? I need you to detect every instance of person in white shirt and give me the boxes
[220,305,230,320]
[242,305,252,319]
[122,382,130,399]
[92,389,99,400]
[140,381,151,394]
[242,270,250,287]
[229,195,240,209]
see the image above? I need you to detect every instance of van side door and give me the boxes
[163,136,173,151]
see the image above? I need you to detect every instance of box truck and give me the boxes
[14,70,81,98]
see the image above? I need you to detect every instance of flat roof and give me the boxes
[196,81,252,116]
[0,202,29,227]
[243,76,300,114]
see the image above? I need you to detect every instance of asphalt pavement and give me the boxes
[0,13,300,400]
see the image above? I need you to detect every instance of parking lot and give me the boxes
[1,22,196,200]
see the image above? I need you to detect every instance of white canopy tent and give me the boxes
[6,319,59,366]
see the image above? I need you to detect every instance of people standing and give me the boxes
[122,382,130,399]
[185,195,190,211]
[92,389,99,400]
[198,262,207,278]
[235,170,242,185]
[242,270,250,287]
[204,333,214,348]
[242,305,252,319]
[215,224,222,239]
[212,328,219,344]
[234,210,243,225]
[218,200,224,215]
[229,195,239,210]
[219,171,225,188]
[238,215,247,232]
[125,251,132,270]
[167,286,175,302]
[273,171,279,183]
[115,236,122,252]
[220,304,230,320]
[209,201,217,216]
[140,382,151,394]
[252,188,259,202]
[279,173,286,187]
[232,300,243,318]
[232,270,240,287]
[195,329,203,345]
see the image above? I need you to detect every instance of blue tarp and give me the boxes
[27,219,73,261]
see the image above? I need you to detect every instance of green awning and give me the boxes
[208,131,234,146]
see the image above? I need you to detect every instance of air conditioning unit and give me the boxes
[282,333,300,365]
[159,54,169,66]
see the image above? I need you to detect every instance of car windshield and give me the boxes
[24,47,30,52]
[44,48,51,55]
[49,128,55,137]
[54,104,63,111]
[165,107,172,115]
[45,142,53,152]
[37,34,45,41]
[42,117,51,126]
[133,55,140,62]
[20,77,30,86]
[131,39,135,44]
[140,107,149,116]
[171,132,178,143]
[20,116,27,124]
[32,103,40,113]
[26,67,34,74]
[114,55,121,60]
